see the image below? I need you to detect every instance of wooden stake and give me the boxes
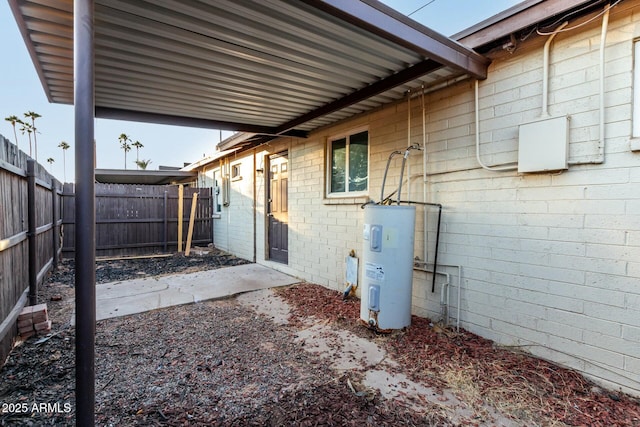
[177,185,184,252]
[185,192,198,256]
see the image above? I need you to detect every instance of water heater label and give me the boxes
[365,262,385,282]
[363,223,370,240]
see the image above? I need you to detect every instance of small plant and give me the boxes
[135,159,152,170]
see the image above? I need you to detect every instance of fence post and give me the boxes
[27,159,37,305]
[163,190,168,252]
[52,178,59,269]
[178,184,184,252]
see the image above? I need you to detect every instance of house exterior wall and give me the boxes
[212,4,640,395]
[211,156,255,261]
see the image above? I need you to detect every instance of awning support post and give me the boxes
[74,0,96,424]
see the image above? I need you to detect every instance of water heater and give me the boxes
[360,204,416,330]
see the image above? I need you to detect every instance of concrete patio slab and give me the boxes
[71,263,299,323]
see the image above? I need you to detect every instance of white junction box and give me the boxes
[518,115,570,173]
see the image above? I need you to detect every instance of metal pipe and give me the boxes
[397,145,422,205]
[431,204,442,293]
[396,152,408,205]
[406,90,411,201]
[456,265,463,332]
[380,150,402,202]
[74,0,96,424]
[569,4,609,165]
[422,85,430,297]
[414,263,461,329]
[439,279,449,325]
[475,80,518,171]
[597,6,609,162]
[542,21,569,117]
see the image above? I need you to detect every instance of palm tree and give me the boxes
[58,141,70,182]
[20,121,34,157]
[46,157,54,172]
[132,140,144,168]
[5,115,21,150]
[118,133,132,169]
[24,111,41,161]
[135,159,152,170]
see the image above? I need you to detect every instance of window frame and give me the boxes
[326,127,369,198]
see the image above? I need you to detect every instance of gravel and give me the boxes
[1,250,639,426]
[0,251,445,426]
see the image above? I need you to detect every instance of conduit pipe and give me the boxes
[415,85,464,331]
[569,4,609,165]
[414,263,463,331]
[542,21,569,117]
[407,91,412,200]
[475,80,518,171]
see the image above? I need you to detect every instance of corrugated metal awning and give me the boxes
[10,0,489,137]
[94,168,197,185]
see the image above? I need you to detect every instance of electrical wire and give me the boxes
[536,0,622,35]
[408,0,437,17]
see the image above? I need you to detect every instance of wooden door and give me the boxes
[268,153,288,263]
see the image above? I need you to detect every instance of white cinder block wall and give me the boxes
[212,6,640,395]
[213,156,255,261]
[411,8,639,395]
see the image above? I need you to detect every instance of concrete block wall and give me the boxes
[210,156,255,261]
[212,3,640,395]
[412,8,640,394]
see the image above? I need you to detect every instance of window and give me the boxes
[231,163,241,180]
[327,129,368,196]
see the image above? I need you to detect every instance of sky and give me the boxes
[0,0,521,182]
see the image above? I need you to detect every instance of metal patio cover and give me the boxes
[10,0,489,137]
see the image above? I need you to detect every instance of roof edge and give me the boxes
[454,0,605,49]
[8,0,54,103]
[301,0,490,79]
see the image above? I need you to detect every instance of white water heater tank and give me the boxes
[360,204,416,329]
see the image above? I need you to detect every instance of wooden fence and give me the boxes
[62,184,212,257]
[0,135,63,364]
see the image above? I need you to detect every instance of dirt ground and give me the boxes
[1,251,639,426]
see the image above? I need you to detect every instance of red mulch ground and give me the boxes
[277,283,640,427]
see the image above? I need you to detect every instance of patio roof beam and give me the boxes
[275,58,443,135]
[301,0,490,80]
[95,107,308,138]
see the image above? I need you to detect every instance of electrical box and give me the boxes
[518,115,570,173]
